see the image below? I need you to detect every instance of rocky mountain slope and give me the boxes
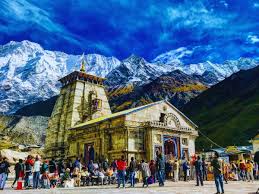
[182,66,259,149]
[0,115,48,145]
[108,70,208,112]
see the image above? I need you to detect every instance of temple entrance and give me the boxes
[163,135,181,159]
[84,143,94,165]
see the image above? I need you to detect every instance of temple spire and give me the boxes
[80,53,86,72]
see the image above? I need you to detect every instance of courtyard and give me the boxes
[2,181,258,194]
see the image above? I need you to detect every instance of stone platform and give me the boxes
[2,181,258,194]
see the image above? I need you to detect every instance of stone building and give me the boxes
[251,133,259,153]
[45,60,198,163]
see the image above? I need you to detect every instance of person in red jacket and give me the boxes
[116,155,127,188]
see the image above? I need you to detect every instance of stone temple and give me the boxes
[45,60,198,163]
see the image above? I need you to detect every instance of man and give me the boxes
[0,157,10,190]
[246,160,254,182]
[49,158,57,173]
[24,155,34,188]
[11,159,24,188]
[73,157,82,171]
[88,160,95,175]
[129,157,137,187]
[102,159,109,172]
[116,155,127,188]
[202,158,208,181]
[141,160,151,188]
[57,159,65,176]
[211,152,224,194]
[183,160,189,182]
[156,153,165,186]
[194,156,203,186]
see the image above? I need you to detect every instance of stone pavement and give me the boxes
[2,181,258,194]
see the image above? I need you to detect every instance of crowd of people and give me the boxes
[0,153,258,193]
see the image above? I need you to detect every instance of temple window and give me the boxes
[92,99,102,111]
[182,138,188,146]
[159,113,166,122]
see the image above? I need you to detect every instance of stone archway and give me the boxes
[164,113,180,129]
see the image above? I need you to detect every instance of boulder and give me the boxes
[0,149,28,164]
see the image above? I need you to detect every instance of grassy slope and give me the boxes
[182,66,259,150]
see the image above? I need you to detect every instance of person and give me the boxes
[106,167,114,184]
[49,158,57,173]
[33,156,41,189]
[73,157,82,171]
[116,155,127,188]
[173,159,179,182]
[24,155,34,188]
[223,161,229,184]
[111,159,118,171]
[183,160,190,181]
[88,160,95,175]
[156,153,165,187]
[12,159,24,188]
[72,167,81,187]
[89,145,95,161]
[0,157,10,190]
[211,152,224,194]
[149,160,156,183]
[239,160,246,181]
[195,156,203,186]
[41,160,49,188]
[202,158,207,181]
[81,167,90,186]
[246,160,254,182]
[102,159,109,172]
[129,157,137,187]
[62,168,73,188]
[141,160,151,187]
[66,159,73,173]
[57,159,65,176]
[254,162,259,180]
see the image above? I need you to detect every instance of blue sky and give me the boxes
[0,0,258,62]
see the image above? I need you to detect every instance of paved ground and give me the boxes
[2,181,258,194]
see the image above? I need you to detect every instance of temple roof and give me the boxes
[253,133,259,140]
[70,100,198,130]
[59,71,106,86]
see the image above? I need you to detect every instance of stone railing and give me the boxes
[145,121,194,133]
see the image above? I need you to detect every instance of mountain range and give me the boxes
[0,40,258,114]
[183,65,259,149]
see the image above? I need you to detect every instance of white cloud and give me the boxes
[247,35,259,44]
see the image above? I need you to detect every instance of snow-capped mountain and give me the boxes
[153,49,259,82]
[0,40,258,114]
[0,40,120,114]
[106,49,258,87]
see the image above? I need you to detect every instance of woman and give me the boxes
[33,156,41,189]
[149,160,156,183]
[72,167,81,187]
[141,160,151,187]
[41,160,50,189]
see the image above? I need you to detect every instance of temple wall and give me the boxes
[125,102,196,129]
